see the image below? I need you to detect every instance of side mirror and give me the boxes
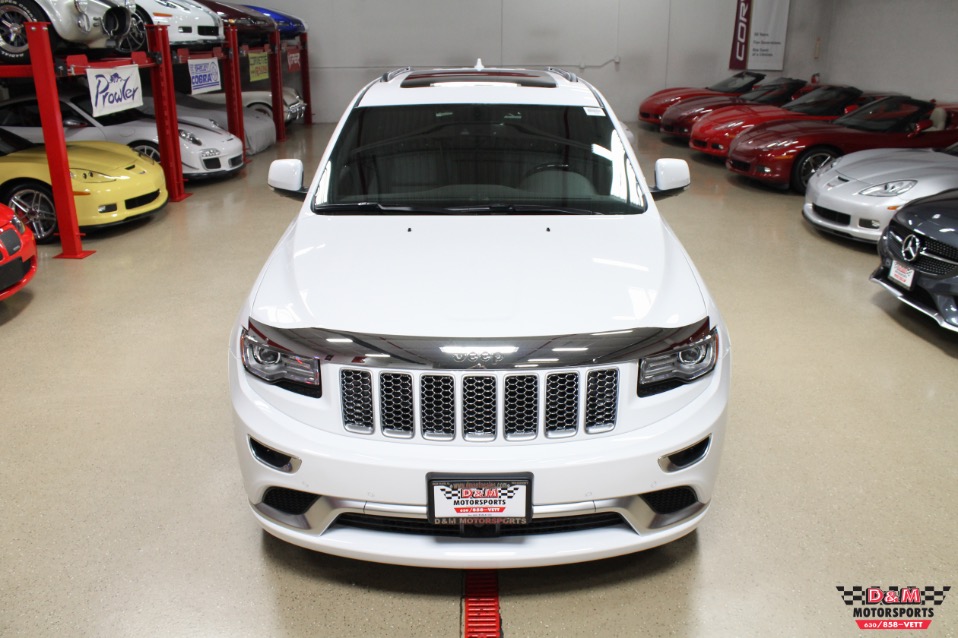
[63,117,87,128]
[268,159,307,199]
[909,119,932,137]
[652,158,690,193]
[843,103,859,114]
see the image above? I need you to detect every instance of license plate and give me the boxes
[890,260,915,289]
[427,473,532,525]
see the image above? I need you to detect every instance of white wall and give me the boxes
[256,0,953,122]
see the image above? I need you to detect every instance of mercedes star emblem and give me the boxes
[901,234,922,263]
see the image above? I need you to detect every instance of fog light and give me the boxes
[201,148,221,158]
[714,143,725,150]
[859,219,881,229]
[757,165,772,174]
[98,204,118,213]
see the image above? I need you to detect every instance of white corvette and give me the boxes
[116,0,224,53]
[230,64,730,568]
[0,91,243,179]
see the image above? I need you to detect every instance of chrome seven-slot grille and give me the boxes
[340,367,619,441]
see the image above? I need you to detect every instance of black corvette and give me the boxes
[871,189,958,332]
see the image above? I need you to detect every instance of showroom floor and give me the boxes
[1,123,956,638]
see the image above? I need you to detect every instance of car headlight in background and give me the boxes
[859,180,917,197]
[241,327,322,396]
[179,129,203,146]
[638,327,718,396]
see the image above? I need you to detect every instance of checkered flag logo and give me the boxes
[499,486,522,499]
[923,586,950,605]
[436,486,459,500]
[836,586,867,606]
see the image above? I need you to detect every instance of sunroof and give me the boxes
[401,70,557,89]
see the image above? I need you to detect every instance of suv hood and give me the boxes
[250,213,707,338]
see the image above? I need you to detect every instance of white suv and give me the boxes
[230,64,731,568]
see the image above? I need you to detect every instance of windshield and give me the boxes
[784,86,862,116]
[313,103,646,214]
[0,127,34,155]
[706,72,764,93]
[739,79,804,105]
[833,96,931,133]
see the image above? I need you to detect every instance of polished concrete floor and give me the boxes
[1,123,956,637]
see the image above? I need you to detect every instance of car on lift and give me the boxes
[688,85,880,159]
[804,142,958,243]
[230,64,730,569]
[187,0,275,45]
[114,0,224,53]
[0,201,37,302]
[192,86,307,123]
[0,0,135,64]
[658,77,808,139]
[140,92,276,155]
[243,4,305,39]
[638,71,765,127]
[0,90,244,180]
[871,190,958,333]
[726,96,958,193]
[0,127,167,243]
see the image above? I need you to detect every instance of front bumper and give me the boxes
[229,345,730,569]
[726,152,791,187]
[803,176,898,243]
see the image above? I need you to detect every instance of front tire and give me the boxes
[2,181,58,244]
[114,8,149,54]
[130,141,161,163]
[0,0,50,64]
[791,147,838,194]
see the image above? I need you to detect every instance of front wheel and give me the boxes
[791,147,838,194]
[130,141,161,163]
[3,181,57,243]
[0,0,50,64]
[114,8,149,54]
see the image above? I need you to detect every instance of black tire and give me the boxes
[114,8,149,54]
[2,181,58,244]
[791,147,838,194]
[0,0,52,64]
[130,141,161,163]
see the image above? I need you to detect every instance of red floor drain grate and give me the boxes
[463,570,500,638]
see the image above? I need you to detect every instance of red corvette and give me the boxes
[659,77,807,139]
[0,203,37,302]
[638,71,765,126]
[689,85,882,159]
[726,96,958,193]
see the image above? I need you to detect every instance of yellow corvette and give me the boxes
[0,128,168,243]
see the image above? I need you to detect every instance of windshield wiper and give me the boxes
[449,204,598,215]
[312,202,456,214]
[313,202,599,215]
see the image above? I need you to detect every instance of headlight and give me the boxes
[69,169,116,183]
[9,214,26,235]
[638,326,718,396]
[179,129,203,145]
[859,180,917,197]
[241,327,322,396]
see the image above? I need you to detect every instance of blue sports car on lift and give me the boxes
[244,5,307,38]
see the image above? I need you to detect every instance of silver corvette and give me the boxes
[803,143,958,243]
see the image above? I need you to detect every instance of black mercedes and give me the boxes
[871,189,958,332]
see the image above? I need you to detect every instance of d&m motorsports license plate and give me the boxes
[890,260,916,289]
[427,473,532,525]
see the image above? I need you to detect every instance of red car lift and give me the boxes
[0,23,187,258]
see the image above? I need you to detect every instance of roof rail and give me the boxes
[546,67,578,83]
[381,66,413,82]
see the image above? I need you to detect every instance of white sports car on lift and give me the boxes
[230,64,730,569]
[804,142,958,243]
[194,86,307,123]
[0,91,244,179]
[140,92,276,155]
[0,0,135,64]
[115,0,224,53]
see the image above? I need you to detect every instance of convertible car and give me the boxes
[0,128,167,243]
[871,190,958,333]
[659,77,807,139]
[804,142,958,243]
[0,202,36,302]
[689,85,878,159]
[726,96,958,193]
[0,91,244,180]
[638,71,765,127]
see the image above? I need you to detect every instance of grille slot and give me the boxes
[340,367,619,442]
[125,190,160,210]
[0,229,22,255]
[341,369,374,433]
[333,512,627,538]
[380,373,414,437]
[812,204,851,226]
